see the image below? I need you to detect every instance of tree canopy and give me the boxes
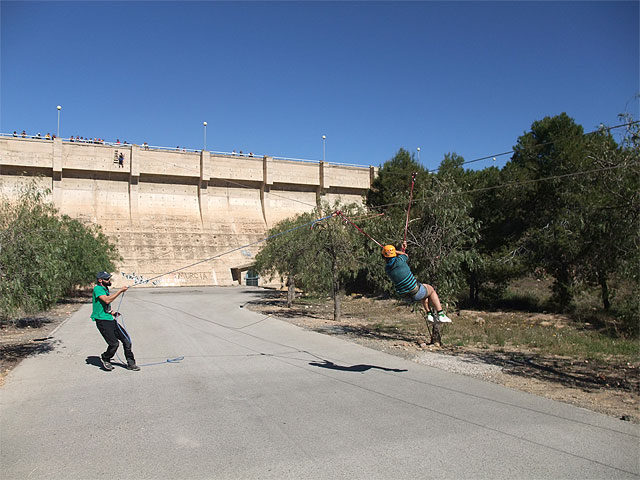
[256,111,639,336]
[0,182,121,322]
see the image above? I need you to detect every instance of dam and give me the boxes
[0,136,376,287]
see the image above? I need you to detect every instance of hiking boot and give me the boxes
[101,358,114,371]
[437,312,452,323]
[127,364,141,371]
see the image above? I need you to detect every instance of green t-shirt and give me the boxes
[91,285,113,321]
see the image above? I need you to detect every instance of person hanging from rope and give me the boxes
[382,242,452,323]
[91,272,140,371]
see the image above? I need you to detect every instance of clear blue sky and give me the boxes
[2,1,638,171]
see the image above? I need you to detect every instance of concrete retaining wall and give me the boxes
[0,137,375,287]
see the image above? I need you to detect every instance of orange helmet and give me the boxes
[382,245,397,258]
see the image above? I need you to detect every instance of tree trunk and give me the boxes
[598,271,610,311]
[333,289,341,322]
[469,272,479,304]
[431,321,442,346]
[552,264,573,311]
[286,275,295,308]
[332,260,341,322]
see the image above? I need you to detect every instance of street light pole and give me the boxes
[322,135,326,162]
[56,105,62,138]
[417,147,420,163]
[203,121,207,150]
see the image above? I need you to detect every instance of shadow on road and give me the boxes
[85,356,128,370]
[309,360,407,373]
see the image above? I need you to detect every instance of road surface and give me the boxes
[2,287,638,479]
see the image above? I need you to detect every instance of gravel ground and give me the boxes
[412,350,505,379]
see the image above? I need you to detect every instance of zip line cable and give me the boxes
[113,212,337,361]
[104,123,637,359]
[130,212,336,286]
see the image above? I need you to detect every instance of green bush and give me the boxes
[0,182,120,322]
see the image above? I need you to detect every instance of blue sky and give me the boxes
[2,1,638,171]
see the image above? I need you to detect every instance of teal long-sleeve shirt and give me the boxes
[384,255,418,295]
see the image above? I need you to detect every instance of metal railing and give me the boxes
[0,132,372,169]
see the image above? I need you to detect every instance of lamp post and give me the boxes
[203,121,207,150]
[417,147,420,163]
[322,135,326,162]
[56,105,61,138]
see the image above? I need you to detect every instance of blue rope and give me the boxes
[110,212,337,367]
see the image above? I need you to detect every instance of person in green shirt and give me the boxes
[91,271,139,371]
[382,243,452,323]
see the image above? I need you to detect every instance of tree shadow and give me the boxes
[0,339,56,365]
[314,324,420,344]
[10,316,55,329]
[309,359,407,373]
[244,294,329,320]
[454,350,639,394]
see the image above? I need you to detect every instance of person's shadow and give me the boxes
[309,360,407,373]
[85,356,127,370]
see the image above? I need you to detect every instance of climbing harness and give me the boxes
[402,172,418,252]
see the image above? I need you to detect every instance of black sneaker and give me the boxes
[127,364,141,371]
[101,358,114,371]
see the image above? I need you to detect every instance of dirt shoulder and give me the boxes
[245,290,639,424]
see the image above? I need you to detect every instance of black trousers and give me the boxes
[95,319,135,365]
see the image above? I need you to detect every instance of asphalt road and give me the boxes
[1,287,639,479]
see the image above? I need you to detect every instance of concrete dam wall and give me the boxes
[0,137,375,287]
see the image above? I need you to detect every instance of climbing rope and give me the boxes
[113,290,185,367]
[402,172,418,252]
[335,210,383,247]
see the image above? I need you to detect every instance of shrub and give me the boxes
[0,182,120,322]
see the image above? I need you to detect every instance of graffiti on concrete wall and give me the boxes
[175,272,209,280]
[121,271,159,286]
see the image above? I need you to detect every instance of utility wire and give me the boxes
[133,154,319,209]
[377,121,639,177]
[366,162,634,212]
[221,178,318,208]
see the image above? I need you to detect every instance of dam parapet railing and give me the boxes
[0,134,377,190]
